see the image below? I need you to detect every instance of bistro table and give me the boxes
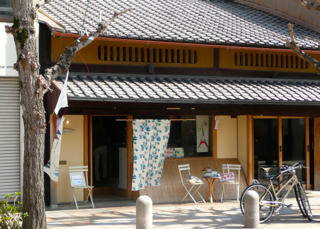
[202,176,221,203]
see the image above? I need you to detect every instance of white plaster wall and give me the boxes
[57,115,84,203]
[237,116,248,177]
[217,116,237,158]
[0,22,18,76]
[0,21,39,77]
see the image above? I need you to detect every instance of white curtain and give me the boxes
[131,119,171,191]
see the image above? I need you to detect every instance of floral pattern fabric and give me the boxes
[132,119,171,191]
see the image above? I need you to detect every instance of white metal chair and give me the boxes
[178,164,206,204]
[69,166,95,209]
[221,164,241,202]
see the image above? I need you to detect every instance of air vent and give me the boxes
[235,52,309,69]
[98,46,198,64]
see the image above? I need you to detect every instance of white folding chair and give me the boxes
[69,166,95,209]
[221,164,241,202]
[178,164,205,204]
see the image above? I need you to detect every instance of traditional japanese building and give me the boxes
[39,0,320,207]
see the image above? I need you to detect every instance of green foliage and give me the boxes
[0,192,28,229]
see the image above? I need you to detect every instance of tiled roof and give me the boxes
[54,73,320,105]
[41,0,320,49]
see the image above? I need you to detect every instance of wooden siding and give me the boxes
[138,158,247,203]
[236,0,320,31]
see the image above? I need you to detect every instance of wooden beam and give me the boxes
[65,63,320,79]
[247,115,254,185]
[314,118,320,190]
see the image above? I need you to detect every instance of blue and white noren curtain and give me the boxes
[131,119,171,191]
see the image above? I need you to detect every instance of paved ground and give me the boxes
[46,190,320,228]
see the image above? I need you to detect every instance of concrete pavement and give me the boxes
[46,190,320,228]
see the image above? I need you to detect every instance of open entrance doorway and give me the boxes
[90,116,129,201]
[253,117,313,189]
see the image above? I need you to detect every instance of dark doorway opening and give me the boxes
[91,116,128,200]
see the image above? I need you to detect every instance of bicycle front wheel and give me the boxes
[294,183,307,217]
[295,183,312,221]
[240,184,275,223]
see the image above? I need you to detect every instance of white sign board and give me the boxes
[69,172,86,187]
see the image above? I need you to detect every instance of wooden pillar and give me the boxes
[247,115,253,186]
[127,115,133,198]
[314,118,320,190]
[278,118,283,169]
[305,118,310,189]
[83,115,89,198]
[49,114,58,209]
[212,115,218,159]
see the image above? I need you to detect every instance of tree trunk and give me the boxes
[10,0,47,228]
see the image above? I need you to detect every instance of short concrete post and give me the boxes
[244,190,259,228]
[136,195,153,229]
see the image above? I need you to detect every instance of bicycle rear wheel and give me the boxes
[240,184,275,223]
[295,183,312,221]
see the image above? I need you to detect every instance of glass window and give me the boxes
[133,115,212,158]
[254,119,278,184]
[0,0,13,18]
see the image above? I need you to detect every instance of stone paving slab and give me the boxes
[46,190,320,228]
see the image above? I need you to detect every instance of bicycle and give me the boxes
[239,161,312,223]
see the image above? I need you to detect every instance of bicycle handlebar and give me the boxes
[278,161,308,175]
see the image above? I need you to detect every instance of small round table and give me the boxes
[202,176,221,203]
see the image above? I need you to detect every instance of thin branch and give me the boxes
[274,23,320,73]
[43,8,132,83]
[299,0,320,11]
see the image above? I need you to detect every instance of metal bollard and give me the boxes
[136,195,153,229]
[244,190,259,228]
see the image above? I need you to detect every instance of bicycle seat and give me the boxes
[259,167,272,174]
[259,167,277,181]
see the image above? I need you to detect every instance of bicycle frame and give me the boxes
[260,173,300,207]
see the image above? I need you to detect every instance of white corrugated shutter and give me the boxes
[0,77,20,200]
